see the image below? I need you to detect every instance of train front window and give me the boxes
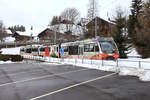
[100,41,117,54]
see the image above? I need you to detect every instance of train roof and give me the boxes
[61,37,114,46]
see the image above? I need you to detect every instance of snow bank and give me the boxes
[3,37,15,42]
[1,47,21,55]
[119,67,150,82]
[127,48,141,58]
[139,71,150,82]
[0,61,13,64]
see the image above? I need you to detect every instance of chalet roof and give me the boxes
[37,28,53,37]
[5,29,13,35]
[12,31,32,38]
[86,17,115,26]
[14,27,47,37]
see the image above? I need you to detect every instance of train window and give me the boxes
[100,41,117,53]
[84,45,88,52]
[84,44,94,52]
[26,48,32,53]
[40,48,45,52]
[20,48,24,52]
[95,44,99,52]
[32,48,38,52]
[79,47,83,55]
[69,46,78,55]
[62,46,68,52]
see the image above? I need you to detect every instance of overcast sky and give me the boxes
[0,0,132,30]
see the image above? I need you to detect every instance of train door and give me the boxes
[79,45,83,55]
[79,45,84,58]
[45,46,50,57]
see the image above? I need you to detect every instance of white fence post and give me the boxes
[102,60,104,66]
[82,58,84,64]
[116,60,120,73]
[139,61,141,69]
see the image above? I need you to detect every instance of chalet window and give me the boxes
[100,25,103,32]
[69,46,79,55]
[104,25,108,30]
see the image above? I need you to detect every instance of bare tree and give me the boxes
[61,8,80,24]
[0,21,7,41]
[60,8,80,34]
[87,0,99,21]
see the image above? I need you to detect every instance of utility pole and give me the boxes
[30,26,33,41]
[87,0,99,38]
[30,26,33,47]
[95,16,98,38]
[54,30,56,44]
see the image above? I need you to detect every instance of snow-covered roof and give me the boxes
[16,27,47,36]
[6,30,12,34]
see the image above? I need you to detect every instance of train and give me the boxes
[20,37,119,60]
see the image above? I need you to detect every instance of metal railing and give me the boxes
[23,55,150,71]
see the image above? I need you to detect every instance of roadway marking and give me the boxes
[30,73,117,100]
[0,68,88,87]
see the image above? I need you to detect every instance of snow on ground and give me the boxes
[127,48,141,58]
[0,61,14,64]
[3,37,15,42]
[1,47,21,55]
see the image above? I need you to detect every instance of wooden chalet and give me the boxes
[86,17,115,36]
[12,32,32,41]
[38,28,79,43]
[38,28,63,43]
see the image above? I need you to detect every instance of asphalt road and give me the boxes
[0,62,150,100]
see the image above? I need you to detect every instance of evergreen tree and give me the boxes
[112,8,131,58]
[128,0,142,42]
[58,16,62,23]
[134,0,150,58]
[51,16,61,25]
[0,21,7,41]
[8,25,26,32]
